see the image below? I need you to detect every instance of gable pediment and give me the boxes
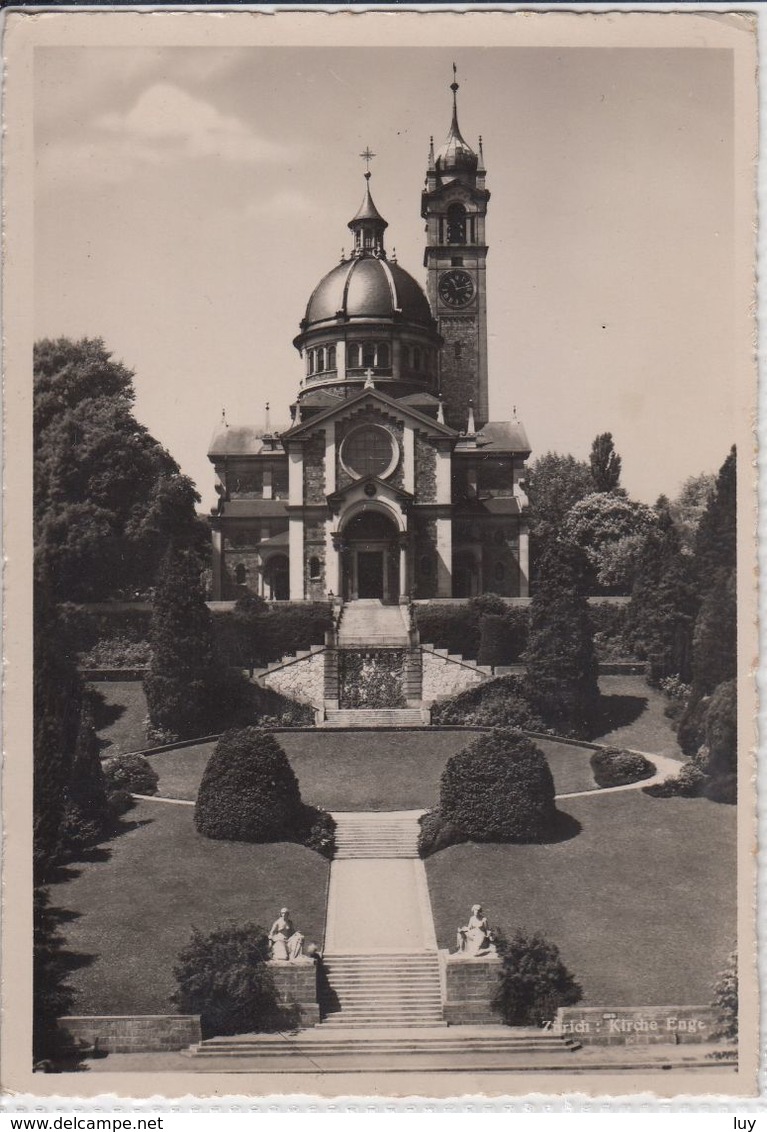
[283,388,456,442]
[326,474,414,517]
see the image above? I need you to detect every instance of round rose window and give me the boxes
[341,425,397,479]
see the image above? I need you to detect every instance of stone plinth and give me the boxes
[58,1015,201,1054]
[444,953,503,1026]
[555,1005,719,1046]
[268,958,320,1027]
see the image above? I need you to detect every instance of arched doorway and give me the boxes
[341,509,400,603]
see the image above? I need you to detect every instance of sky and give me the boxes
[34,44,737,510]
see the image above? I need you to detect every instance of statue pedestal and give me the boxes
[444,953,503,1026]
[266,958,320,1027]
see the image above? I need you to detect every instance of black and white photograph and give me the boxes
[2,7,758,1101]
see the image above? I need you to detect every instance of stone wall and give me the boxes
[261,649,326,710]
[439,314,480,431]
[554,1005,719,1046]
[414,433,437,502]
[443,955,502,1025]
[421,649,488,705]
[58,1015,201,1054]
[303,434,326,504]
[268,959,320,1027]
[304,516,326,601]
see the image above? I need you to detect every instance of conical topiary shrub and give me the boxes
[195,727,304,843]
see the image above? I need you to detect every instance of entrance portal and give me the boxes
[341,509,401,603]
[357,551,384,599]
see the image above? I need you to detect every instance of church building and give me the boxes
[208,77,530,603]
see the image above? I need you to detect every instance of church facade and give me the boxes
[208,80,530,603]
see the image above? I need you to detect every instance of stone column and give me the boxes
[518,520,530,598]
[436,515,452,597]
[399,535,408,602]
[210,525,223,600]
[289,516,304,599]
[403,426,415,494]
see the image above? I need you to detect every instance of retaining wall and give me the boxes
[58,1015,201,1053]
[443,954,503,1025]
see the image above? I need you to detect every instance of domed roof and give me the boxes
[303,255,433,328]
[434,73,478,175]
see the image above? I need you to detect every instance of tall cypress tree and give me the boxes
[523,541,599,735]
[625,502,698,684]
[144,547,217,740]
[589,432,622,493]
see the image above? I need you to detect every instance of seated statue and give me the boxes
[268,908,305,961]
[456,904,497,958]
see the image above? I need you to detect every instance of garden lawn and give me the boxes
[51,801,329,1015]
[148,732,600,809]
[90,681,148,756]
[593,676,683,759]
[426,790,735,1007]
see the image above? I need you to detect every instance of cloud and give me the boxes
[95,83,293,165]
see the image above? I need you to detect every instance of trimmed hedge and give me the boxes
[102,753,159,796]
[589,747,655,789]
[194,728,335,856]
[213,602,333,667]
[430,674,545,730]
[420,728,558,855]
[415,597,528,663]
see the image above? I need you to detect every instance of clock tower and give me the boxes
[422,70,490,430]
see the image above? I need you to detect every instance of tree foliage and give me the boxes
[493,929,583,1027]
[563,492,657,592]
[34,337,206,602]
[589,431,622,492]
[525,453,594,575]
[171,923,289,1038]
[669,472,716,556]
[625,502,698,683]
[144,547,219,740]
[33,888,77,1065]
[710,948,738,1043]
[59,696,111,852]
[523,541,599,734]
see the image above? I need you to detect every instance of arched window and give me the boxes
[234,563,247,585]
[347,342,361,368]
[412,347,421,371]
[317,347,325,373]
[307,351,315,376]
[454,341,462,360]
[377,343,390,368]
[447,203,467,245]
[309,556,321,580]
[362,342,376,368]
[327,345,336,370]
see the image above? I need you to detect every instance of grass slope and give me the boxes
[426,790,735,1007]
[51,801,329,1014]
[148,732,599,809]
[90,681,148,756]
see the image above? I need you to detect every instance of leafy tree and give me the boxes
[33,888,76,1065]
[493,929,583,1027]
[34,337,206,602]
[710,948,738,1043]
[691,569,737,696]
[59,696,110,853]
[525,453,593,575]
[625,502,698,683]
[693,446,736,586]
[171,923,289,1038]
[523,540,599,734]
[33,558,83,881]
[438,729,557,843]
[589,431,622,492]
[563,492,657,592]
[669,472,716,556]
[704,678,737,780]
[144,547,218,740]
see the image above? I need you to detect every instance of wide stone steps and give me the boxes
[189,1028,581,1059]
[337,601,410,647]
[421,645,493,675]
[332,814,420,859]
[320,953,443,1027]
[324,708,427,728]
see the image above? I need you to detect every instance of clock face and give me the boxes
[438,269,475,307]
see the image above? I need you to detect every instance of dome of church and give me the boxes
[303,256,433,329]
[434,75,478,175]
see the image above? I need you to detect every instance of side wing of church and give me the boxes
[208,79,530,603]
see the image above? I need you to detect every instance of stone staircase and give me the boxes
[319,954,445,1028]
[333,812,421,859]
[337,600,410,646]
[188,1026,582,1065]
[324,707,429,728]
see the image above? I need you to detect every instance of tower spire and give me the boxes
[348,151,388,258]
[451,62,460,130]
